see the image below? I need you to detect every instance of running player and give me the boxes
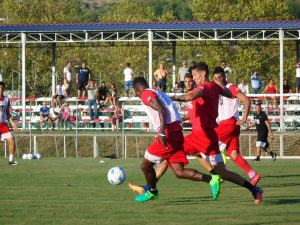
[132,77,221,202]
[0,82,19,165]
[246,103,277,161]
[213,67,261,186]
[172,62,263,204]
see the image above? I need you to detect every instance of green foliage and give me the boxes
[288,0,300,19]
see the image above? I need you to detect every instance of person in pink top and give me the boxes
[172,62,263,204]
[0,82,19,165]
[213,67,261,186]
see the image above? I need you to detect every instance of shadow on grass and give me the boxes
[266,198,300,205]
[163,196,213,205]
[263,174,300,179]
[263,182,300,188]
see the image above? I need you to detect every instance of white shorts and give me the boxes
[218,141,227,151]
[256,141,268,148]
[0,132,13,141]
[144,150,164,164]
[200,153,224,166]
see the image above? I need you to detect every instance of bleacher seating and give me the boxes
[8,93,300,131]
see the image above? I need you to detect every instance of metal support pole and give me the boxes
[172,41,176,88]
[296,40,300,61]
[93,136,98,158]
[33,136,37,154]
[280,134,284,157]
[4,140,7,158]
[75,100,78,158]
[148,30,153,88]
[51,43,56,96]
[279,29,284,132]
[63,135,66,158]
[21,33,26,130]
[124,135,127,159]
[248,135,251,157]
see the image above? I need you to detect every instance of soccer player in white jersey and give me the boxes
[213,67,261,186]
[0,82,19,165]
[132,77,221,202]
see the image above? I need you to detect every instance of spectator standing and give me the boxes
[98,81,109,107]
[123,62,134,97]
[283,80,292,93]
[251,71,263,94]
[295,61,300,93]
[39,101,52,131]
[86,80,98,120]
[76,62,91,98]
[238,80,249,95]
[178,61,188,91]
[63,61,72,97]
[264,79,278,108]
[154,63,169,92]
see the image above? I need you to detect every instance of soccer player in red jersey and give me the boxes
[172,62,263,204]
[213,67,261,186]
[132,77,221,202]
[0,82,19,165]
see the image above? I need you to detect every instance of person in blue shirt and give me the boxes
[76,62,91,98]
[251,71,263,94]
[39,101,52,130]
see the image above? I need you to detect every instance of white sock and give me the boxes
[9,154,14,162]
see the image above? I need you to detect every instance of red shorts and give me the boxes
[0,122,13,140]
[183,128,220,156]
[147,121,188,164]
[215,118,240,155]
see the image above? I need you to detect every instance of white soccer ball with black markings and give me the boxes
[107,166,126,185]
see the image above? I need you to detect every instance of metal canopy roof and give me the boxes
[0,20,300,43]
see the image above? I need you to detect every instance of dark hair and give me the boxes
[184,73,193,79]
[213,67,226,76]
[195,62,209,77]
[101,81,105,84]
[0,81,6,87]
[255,103,262,107]
[126,62,131,67]
[133,77,149,88]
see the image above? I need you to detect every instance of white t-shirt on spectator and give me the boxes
[178,67,188,81]
[238,83,249,95]
[63,67,72,82]
[124,68,133,82]
[296,67,300,78]
[56,84,65,96]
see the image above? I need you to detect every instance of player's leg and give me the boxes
[261,141,277,161]
[2,129,17,165]
[254,141,262,161]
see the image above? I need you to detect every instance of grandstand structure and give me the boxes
[1,21,300,156]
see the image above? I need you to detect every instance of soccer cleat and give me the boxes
[272,153,277,161]
[135,190,158,202]
[128,182,145,195]
[8,160,18,166]
[253,157,260,162]
[250,173,261,186]
[252,186,263,204]
[209,174,221,200]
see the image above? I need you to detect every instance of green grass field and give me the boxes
[1,158,300,225]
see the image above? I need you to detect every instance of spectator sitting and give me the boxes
[264,79,278,108]
[251,71,263,94]
[61,103,71,130]
[172,82,181,93]
[98,81,109,107]
[111,103,123,132]
[154,63,169,92]
[104,83,118,106]
[283,80,292,93]
[238,79,249,95]
[51,80,66,107]
[39,101,52,131]
[49,101,62,130]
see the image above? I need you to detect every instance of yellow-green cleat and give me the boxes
[209,174,221,200]
[135,190,159,202]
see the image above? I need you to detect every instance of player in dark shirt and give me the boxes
[246,104,277,161]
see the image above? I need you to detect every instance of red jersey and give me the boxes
[188,82,223,130]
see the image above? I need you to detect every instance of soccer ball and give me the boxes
[35,153,41,159]
[107,166,126,185]
[27,154,33,160]
[22,154,28,160]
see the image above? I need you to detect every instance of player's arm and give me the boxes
[147,97,167,148]
[264,119,273,137]
[171,89,203,102]
[182,113,190,121]
[236,91,250,126]
[214,77,232,98]
[245,120,256,130]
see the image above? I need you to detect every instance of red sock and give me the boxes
[234,154,253,174]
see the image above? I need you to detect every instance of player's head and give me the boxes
[133,77,149,97]
[192,62,209,85]
[184,73,194,92]
[255,103,262,114]
[213,66,226,84]
[0,81,6,95]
